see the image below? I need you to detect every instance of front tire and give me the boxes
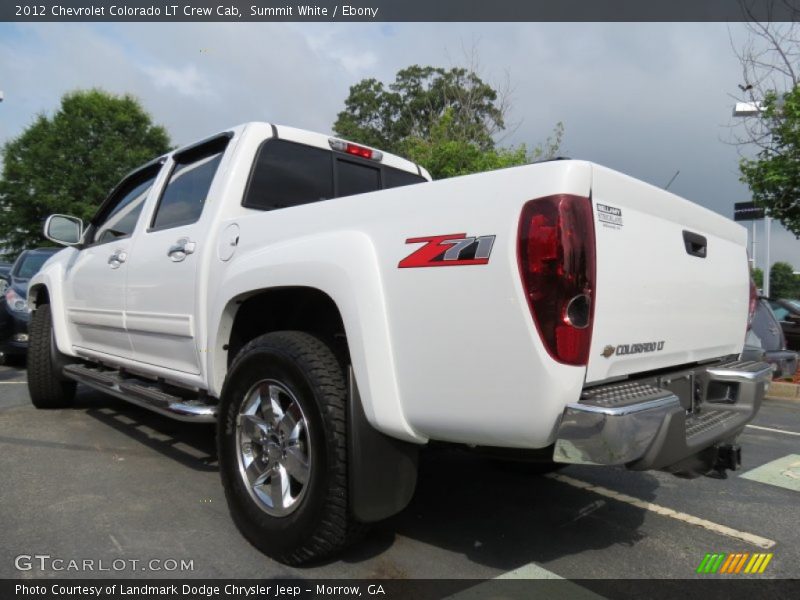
[27,304,76,408]
[218,331,358,565]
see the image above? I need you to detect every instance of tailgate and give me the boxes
[586,165,750,383]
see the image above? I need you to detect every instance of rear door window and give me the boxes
[151,150,225,230]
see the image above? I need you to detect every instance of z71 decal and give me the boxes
[398,233,496,268]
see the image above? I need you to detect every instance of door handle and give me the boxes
[107,250,127,269]
[167,238,196,262]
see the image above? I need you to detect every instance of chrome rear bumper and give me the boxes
[553,359,772,469]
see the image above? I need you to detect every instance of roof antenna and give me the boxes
[664,170,680,191]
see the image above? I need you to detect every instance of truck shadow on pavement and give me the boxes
[340,447,652,572]
[78,388,218,473]
[77,386,653,571]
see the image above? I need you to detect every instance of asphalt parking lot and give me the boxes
[1,360,799,585]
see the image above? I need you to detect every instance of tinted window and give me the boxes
[384,166,426,189]
[337,159,380,197]
[13,252,53,279]
[244,140,333,211]
[773,306,790,321]
[94,169,160,244]
[152,151,224,230]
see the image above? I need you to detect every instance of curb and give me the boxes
[765,381,800,402]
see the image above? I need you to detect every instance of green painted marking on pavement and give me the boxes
[711,553,726,573]
[704,554,717,573]
[740,454,800,493]
[697,553,712,573]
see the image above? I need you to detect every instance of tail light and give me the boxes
[747,278,758,330]
[517,195,596,366]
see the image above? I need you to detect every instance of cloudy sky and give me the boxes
[0,21,798,269]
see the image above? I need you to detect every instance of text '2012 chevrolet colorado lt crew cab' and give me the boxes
[28,122,770,564]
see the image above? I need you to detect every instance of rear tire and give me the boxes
[27,304,76,408]
[218,331,361,565]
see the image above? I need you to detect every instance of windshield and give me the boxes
[786,299,800,312]
[12,253,52,280]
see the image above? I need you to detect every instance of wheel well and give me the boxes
[226,287,348,368]
[29,285,50,307]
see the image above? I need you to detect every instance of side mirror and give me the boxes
[44,214,83,246]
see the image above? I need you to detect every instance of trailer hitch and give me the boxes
[709,444,742,479]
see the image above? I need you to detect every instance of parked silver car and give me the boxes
[742,297,798,379]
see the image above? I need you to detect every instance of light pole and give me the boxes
[733,100,773,297]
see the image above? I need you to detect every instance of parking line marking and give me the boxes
[545,473,776,549]
[746,424,800,437]
[740,454,800,492]
[445,562,606,599]
[0,381,26,384]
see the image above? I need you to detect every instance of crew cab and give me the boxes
[28,122,770,564]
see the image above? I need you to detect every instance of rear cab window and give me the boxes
[243,138,426,211]
[336,158,380,197]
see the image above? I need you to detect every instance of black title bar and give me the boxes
[3,0,800,22]
[4,579,800,600]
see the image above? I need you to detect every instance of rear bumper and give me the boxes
[553,358,771,470]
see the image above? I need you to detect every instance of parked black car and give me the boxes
[0,262,12,295]
[769,298,800,352]
[0,248,60,362]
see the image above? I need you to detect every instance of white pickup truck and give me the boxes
[29,122,770,564]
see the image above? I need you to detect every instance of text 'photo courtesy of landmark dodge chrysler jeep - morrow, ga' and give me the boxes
[28,122,771,564]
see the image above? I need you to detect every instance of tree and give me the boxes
[752,266,764,288]
[769,261,800,298]
[402,109,563,179]
[732,18,800,236]
[738,86,800,236]
[334,65,507,155]
[0,89,171,257]
[333,64,563,180]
